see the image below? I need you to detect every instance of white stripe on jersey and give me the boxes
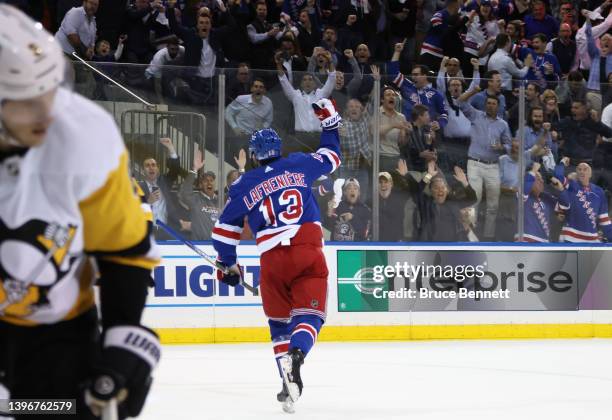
[256,225,298,239]
[560,226,600,243]
[317,148,341,173]
[214,221,243,233]
[211,232,240,245]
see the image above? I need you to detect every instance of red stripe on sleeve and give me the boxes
[212,227,241,240]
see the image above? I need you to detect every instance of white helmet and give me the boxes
[0,5,65,103]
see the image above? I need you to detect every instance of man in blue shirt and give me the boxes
[470,70,506,118]
[524,0,559,40]
[458,86,512,240]
[519,106,555,153]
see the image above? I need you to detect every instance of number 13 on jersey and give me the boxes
[259,188,304,226]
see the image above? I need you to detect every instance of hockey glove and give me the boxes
[84,325,161,419]
[312,98,341,130]
[216,261,244,287]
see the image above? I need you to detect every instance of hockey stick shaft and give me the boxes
[156,220,226,270]
[71,53,157,109]
[101,399,118,420]
[155,220,257,293]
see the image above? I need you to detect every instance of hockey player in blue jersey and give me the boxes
[212,98,342,412]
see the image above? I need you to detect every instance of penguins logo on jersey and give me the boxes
[0,220,78,318]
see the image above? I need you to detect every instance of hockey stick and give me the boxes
[101,399,118,420]
[71,52,157,110]
[155,220,257,294]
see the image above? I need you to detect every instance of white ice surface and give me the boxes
[141,340,612,420]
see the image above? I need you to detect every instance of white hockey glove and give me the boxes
[312,98,342,130]
[84,325,161,419]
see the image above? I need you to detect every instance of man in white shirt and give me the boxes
[276,50,336,152]
[225,78,274,160]
[488,33,533,95]
[145,38,186,103]
[55,0,98,59]
[441,74,480,169]
[145,41,185,79]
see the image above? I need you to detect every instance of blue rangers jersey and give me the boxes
[554,165,612,243]
[388,61,449,128]
[521,172,558,243]
[212,130,341,266]
[421,9,451,58]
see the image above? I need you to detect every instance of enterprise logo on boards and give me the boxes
[337,250,579,312]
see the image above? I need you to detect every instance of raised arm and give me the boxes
[585,20,600,59]
[434,92,449,128]
[114,35,126,61]
[457,86,482,121]
[505,52,531,78]
[311,99,342,176]
[247,23,278,44]
[316,55,337,99]
[436,56,450,93]
[161,137,181,183]
[179,148,205,209]
[166,2,192,41]
[468,58,481,91]
[276,53,299,101]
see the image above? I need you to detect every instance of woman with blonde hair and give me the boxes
[541,89,561,124]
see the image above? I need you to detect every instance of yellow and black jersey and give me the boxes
[0,87,159,326]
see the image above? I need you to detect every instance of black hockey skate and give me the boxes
[277,383,290,402]
[279,348,305,407]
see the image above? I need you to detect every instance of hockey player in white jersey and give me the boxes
[0,5,160,419]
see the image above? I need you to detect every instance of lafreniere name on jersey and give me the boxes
[243,171,307,210]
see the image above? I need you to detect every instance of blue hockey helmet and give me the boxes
[249,128,282,161]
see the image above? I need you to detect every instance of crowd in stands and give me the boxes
[11,0,612,243]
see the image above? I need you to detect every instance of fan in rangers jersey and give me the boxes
[554,157,612,243]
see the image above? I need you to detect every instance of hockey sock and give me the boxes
[289,315,323,357]
[269,319,292,377]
